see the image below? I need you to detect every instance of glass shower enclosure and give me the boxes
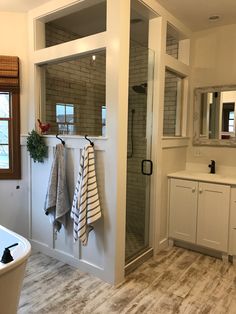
[125,42,154,263]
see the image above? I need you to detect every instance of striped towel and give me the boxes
[71,144,101,245]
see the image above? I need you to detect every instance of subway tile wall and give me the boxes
[43,23,106,136]
[163,36,179,136]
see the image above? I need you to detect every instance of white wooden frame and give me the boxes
[28,0,130,285]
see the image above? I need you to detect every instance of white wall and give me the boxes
[144,0,191,252]
[187,24,236,172]
[0,12,29,237]
[0,12,28,134]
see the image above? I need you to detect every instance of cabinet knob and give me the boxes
[199,188,203,193]
[192,187,196,192]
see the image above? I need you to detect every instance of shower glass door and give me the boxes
[125,43,154,263]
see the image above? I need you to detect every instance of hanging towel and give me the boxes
[71,144,101,245]
[44,143,70,232]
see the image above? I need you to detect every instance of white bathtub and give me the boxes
[0,225,31,314]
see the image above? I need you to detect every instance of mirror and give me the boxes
[193,85,236,146]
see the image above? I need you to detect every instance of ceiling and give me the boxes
[0,0,49,12]
[0,0,236,32]
[157,0,236,31]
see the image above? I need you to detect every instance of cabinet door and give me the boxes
[197,182,230,252]
[228,188,236,255]
[169,179,198,243]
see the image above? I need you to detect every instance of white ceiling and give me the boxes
[0,0,49,12]
[0,0,236,32]
[157,0,236,31]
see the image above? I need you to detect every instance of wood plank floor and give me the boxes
[18,247,236,313]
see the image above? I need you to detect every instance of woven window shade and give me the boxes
[0,55,19,89]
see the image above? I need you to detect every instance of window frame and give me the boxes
[0,86,20,179]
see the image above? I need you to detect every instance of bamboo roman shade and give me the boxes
[0,56,19,89]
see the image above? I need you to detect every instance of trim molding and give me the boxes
[158,238,169,251]
[30,239,107,280]
[162,137,189,148]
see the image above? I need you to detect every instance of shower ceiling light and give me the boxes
[208,15,220,21]
[130,18,143,24]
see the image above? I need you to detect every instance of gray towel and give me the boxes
[44,143,70,232]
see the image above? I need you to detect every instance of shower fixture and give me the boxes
[127,109,135,159]
[132,83,147,94]
[130,18,143,24]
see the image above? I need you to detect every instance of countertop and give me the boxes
[167,170,236,185]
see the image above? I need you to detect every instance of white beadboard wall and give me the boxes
[29,136,107,277]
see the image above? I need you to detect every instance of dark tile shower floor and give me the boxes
[125,225,145,262]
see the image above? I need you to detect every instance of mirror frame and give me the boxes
[193,85,236,147]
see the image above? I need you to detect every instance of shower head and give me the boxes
[132,83,147,94]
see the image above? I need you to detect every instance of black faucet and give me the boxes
[208,160,216,174]
[1,243,18,264]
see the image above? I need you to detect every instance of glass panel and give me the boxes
[56,104,65,123]
[58,124,67,133]
[125,42,154,263]
[45,1,106,48]
[66,105,74,123]
[0,145,9,169]
[101,105,106,136]
[41,50,106,136]
[0,121,8,144]
[229,111,234,119]
[166,24,179,59]
[163,69,183,136]
[68,124,75,135]
[166,23,189,64]
[0,92,10,118]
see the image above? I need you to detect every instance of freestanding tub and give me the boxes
[0,225,31,314]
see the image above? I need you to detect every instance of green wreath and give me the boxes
[26,130,48,163]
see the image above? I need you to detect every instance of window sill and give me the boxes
[162,136,189,148]
[20,134,108,150]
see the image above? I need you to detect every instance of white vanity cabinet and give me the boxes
[229,188,236,255]
[169,176,230,252]
[197,182,230,251]
[169,179,198,244]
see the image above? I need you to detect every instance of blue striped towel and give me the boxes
[71,144,101,245]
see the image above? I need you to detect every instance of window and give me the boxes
[166,23,190,65]
[44,1,106,49]
[166,24,179,59]
[222,103,235,133]
[0,56,20,179]
[40,50,106,136]
[56,103,75,134]
[101,105,106,136]
[229,111,234,132]
[163,69,183,136]
[0,93,10,169]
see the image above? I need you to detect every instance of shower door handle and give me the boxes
[141,159,153,176]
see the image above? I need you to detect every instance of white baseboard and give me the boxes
[30,239,107,282]
[158,238,169,250]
